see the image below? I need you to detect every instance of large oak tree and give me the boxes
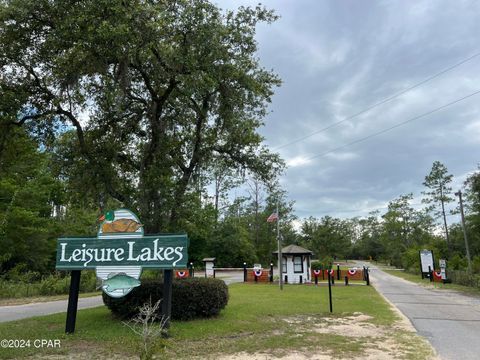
[0,0,283,232]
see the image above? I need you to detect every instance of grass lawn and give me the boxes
[384,269,480,296]
[0,283,434,359]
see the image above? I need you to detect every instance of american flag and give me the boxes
[267,212,278,222]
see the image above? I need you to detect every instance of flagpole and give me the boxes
[277,202,283,291]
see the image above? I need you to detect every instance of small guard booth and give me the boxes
[203,257,216,277]
[273,245,313,284]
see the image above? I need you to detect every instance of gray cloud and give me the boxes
[216,0,480,225]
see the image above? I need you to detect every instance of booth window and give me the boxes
[282,256,287,273]
[294,256,303,273]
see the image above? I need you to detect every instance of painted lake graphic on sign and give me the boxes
[96,209,144,298]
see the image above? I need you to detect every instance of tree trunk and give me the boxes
[440,185,450,253]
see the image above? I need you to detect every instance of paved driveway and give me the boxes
[368,263,480,360]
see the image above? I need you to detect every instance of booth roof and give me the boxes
[202,257,216,262]
[272,244,313,255]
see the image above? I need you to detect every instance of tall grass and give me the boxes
[0,271,97,298]
[448,270,480,288]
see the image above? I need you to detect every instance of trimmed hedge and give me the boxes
[103,277,229,321]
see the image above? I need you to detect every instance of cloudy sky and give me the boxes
[215,0,480,225]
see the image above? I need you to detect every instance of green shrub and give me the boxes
[311,257,336,270]
[79,271,97,292]
[0,272,97,299]
[401,247,420,272]
[447,270,480,288]
[39,275,58,295]
[472,256,480,273]
[103,277,229,321]
[449,254,467,270]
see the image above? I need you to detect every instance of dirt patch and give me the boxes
[30,354,134,360]
[221,351,333,360]
[218,313,438,360]
[28,340,136,360]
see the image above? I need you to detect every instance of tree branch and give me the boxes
[56,106,129,204]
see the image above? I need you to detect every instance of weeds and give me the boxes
[123,299,168,360]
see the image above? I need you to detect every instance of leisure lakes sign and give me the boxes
[56,235,188,269]
[56,208,188,333]
[56,208,188,298]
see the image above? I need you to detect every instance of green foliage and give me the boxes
[448,270,480,288]
[0,271,97,298]
[422,161,454,244]
[472,256,480,273]
[0,129,62,274]
[208,220,257,267]
[311,257,333,270]
[401,247,421,272]
[351,212,383,261]
[300,216,352,260]
[0,0,284,234]
[448,254,467,270]
[103,278,229,321]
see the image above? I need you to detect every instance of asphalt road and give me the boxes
[0,296,103,323]
[367,263,480,360]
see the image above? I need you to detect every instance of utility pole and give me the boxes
[277,202,283,291]
[455,190,472,274]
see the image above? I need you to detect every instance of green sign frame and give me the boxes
[56,234,189,270]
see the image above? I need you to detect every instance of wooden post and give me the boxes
[162,269,173,329]
[65,270,81,334]
[328,271,333,313]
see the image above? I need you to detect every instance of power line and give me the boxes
[295,205,462,219]
[306,89,480,160]
[296,202,424,216]
[274,51,480,150]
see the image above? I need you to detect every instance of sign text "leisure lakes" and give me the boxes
[55,235,188,269]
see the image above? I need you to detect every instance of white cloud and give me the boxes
[286,156,312,168]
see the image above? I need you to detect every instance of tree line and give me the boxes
[0,0,287,277]
[1,1,478,280]
[296,161,480,273]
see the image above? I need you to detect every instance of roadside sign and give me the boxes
[56,208,188,333]
[56,235,188,270]
[419,249,434,273]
